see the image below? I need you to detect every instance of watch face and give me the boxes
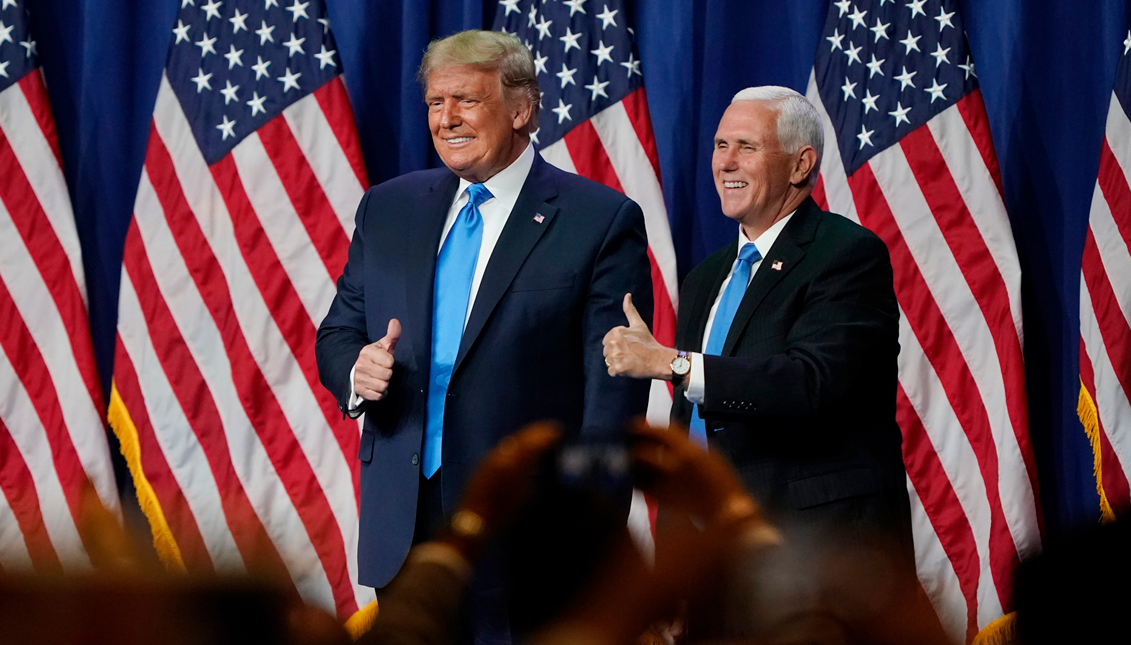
[671,355,691,376]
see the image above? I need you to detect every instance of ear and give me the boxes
[512,98,534,133]
[790,146,818,186]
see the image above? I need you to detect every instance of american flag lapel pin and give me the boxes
[771,260,783,271]
[533,214,545,224]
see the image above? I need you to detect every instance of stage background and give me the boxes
[29,0,1127,534]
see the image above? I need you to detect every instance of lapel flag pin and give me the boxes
[771,260,783,271]
[533,214,545,224]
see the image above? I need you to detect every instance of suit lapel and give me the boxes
[404,172,459,372]
[721,197,821,356]
[453,154,559,373]
[686,247,736,351]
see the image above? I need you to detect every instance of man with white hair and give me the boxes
[604,86,912,550]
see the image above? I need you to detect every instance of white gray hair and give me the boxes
[731,86,823,185]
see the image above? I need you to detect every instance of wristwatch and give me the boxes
[670,351,691,386]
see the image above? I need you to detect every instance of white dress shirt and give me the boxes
[348,143,536,410]
[684,211,794,404]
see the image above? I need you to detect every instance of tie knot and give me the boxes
[737,242,762,265]
[466,183,493,208]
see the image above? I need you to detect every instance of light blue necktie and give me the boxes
[423,183,492,478]
[689,242,762,447]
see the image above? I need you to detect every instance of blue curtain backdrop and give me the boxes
[30,0,1128,535]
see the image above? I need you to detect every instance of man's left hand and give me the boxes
[603,293,676,380]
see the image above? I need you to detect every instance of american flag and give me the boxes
[493,0,678,553]
[805,0,1041,641]
[1078,27,1131,524]
[108,0,372,618]
[0,0,120,573]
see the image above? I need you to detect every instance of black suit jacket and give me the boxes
[672,197,910,541]
[316,153,653,588]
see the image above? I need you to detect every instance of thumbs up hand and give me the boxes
[353,318,402,401]
[602,293,678,380]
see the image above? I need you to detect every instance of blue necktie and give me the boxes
[689,242,762,446]
[423,184,492,478]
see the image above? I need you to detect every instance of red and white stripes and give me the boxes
[1079,91,1131,521]
[808,73,1041,644]
[0,71,120,574]
[110,73,373,618]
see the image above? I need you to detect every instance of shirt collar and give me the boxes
[739,209,795,260]
[456,142,535,213]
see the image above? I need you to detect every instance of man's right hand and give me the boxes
[353,318,401,401]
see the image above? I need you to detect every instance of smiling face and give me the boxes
[712,100,814,237]
[426,64,532,184]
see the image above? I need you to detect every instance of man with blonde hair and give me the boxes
[317,29,652,640]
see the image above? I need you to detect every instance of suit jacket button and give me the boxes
[411,454,419,465]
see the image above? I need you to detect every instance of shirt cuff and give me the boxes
[684,352,706,404]
[348,365,364,411]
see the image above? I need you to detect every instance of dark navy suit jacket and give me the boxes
[316,153,653,588]
[671,197,912,547]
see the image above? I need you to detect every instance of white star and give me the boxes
[256,20,275,44]
[907,0,927,19]
[195,33,217,57]
[498,0,520,16]
[560,27,582,53]
[895,66,916,90]
[247,91,267,116]
[216,114,237,140]
[315,44,337,69]
[286,0,309,21]
[930,43,951,67]
[959,56,977,79]
[925,78,948,102]
[564,0,586,16]
[283,32,306,56]
[899,31,921,54]
[20,38,36,57]
[866,54,885,78]
[621,52,641,77]
[224,44,244,69]
[590,40,614,66]
[317,17,330,33]
[191,68,213,92]
[0,61,9,79]
[182,0,195,8]
[535,16,553,40]
[841,78,857,100]
[2,0,16,9]
[530,128,540,145]
[870,17,890,42]
[1125,30,1131,55]
[533,50,548,75]
[935,7,955,31]
[201,0,223,20]
[173,20,191,44]
[848,6,867,29]
[265,0,278,7]
[888,101,911,127]
[857,124,874,150]
[862,89,879,113]
[834,0,851,17]
[252,55,271,80]
[220,79,240,104]
[585,76,609,100]
[524,39,533,51]
[844,41,862,66]
[0,21,11,47]
[827,28,844,52]
[556,62,578,88]
[277,67,302,92]
[597,4,618,29]
[230,9,248,33]
[879,0,892,5]
[551,98,573,124]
